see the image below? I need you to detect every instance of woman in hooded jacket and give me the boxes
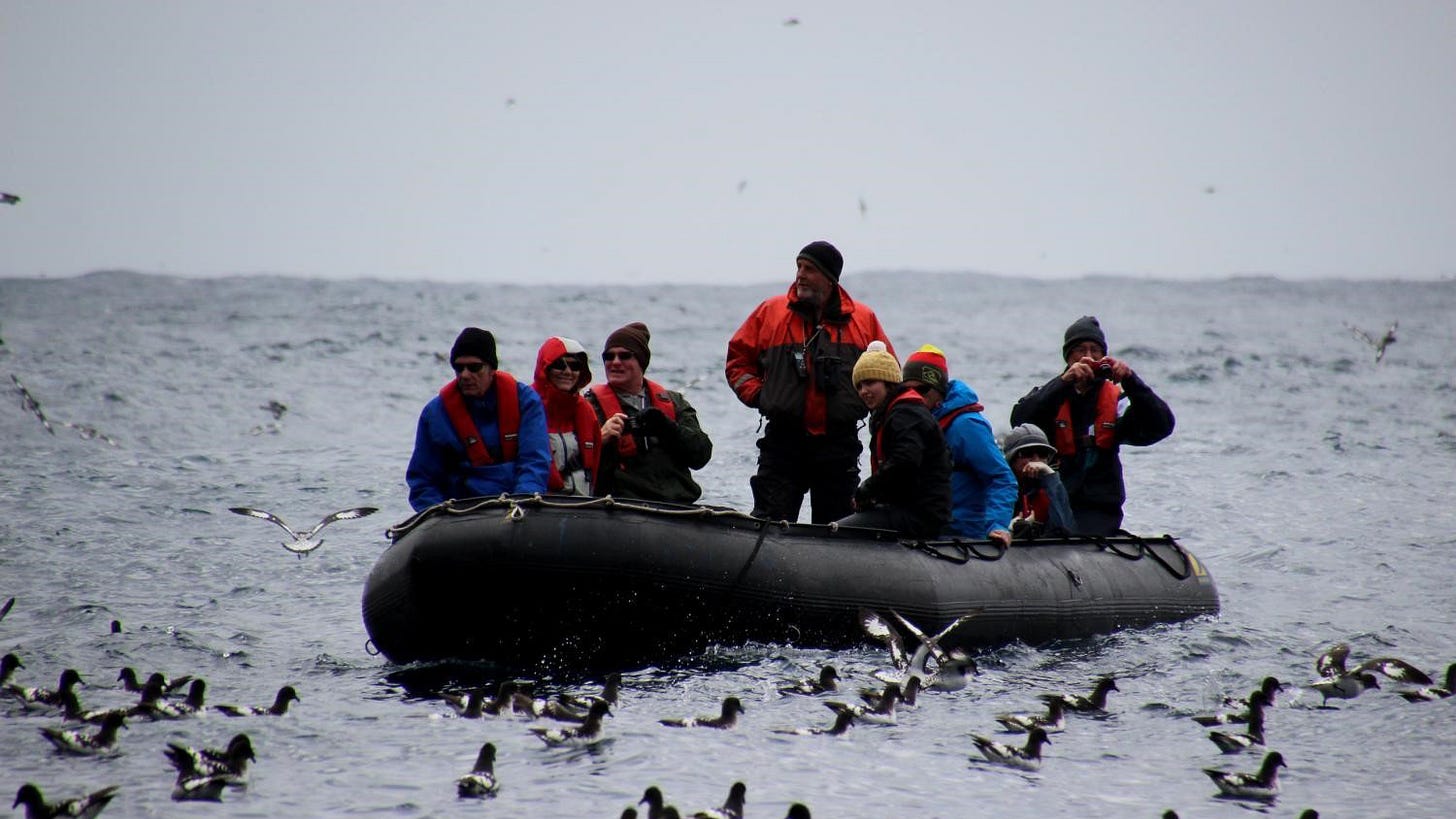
[531,337,601,495]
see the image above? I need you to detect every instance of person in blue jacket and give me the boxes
[900,345,1015,546]
[406,327,551,511]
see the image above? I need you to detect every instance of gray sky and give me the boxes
[4,1,1454,284]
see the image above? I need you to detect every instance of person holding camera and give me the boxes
[1008,316,1174,535]
[725,240,893,524]
[587,322,713,504]
[1001,424,1078,540]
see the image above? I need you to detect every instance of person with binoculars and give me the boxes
[1009,316,1175,535]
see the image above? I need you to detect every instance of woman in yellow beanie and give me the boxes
[837,342,952,538]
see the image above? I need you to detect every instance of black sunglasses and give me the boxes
[602,350,635,363]
[548,358,583,372]
[453,362,488,374]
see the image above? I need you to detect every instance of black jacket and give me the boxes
[857,385,952,538]
[1009,371,1173,520]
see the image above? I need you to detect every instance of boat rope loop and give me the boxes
[386,493,763,539]
[902,532,1012,563]
[1095,532,1193,581]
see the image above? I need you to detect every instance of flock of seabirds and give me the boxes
[5,589,1455,818]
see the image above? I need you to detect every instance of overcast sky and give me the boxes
[3,1,1453,284]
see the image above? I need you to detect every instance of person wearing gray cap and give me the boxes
[1008,316,1174,534]
[1001,424,1077,539]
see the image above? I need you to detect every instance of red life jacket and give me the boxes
[1053,380,1120,456]
[547,398,601,491]
[871,388,926,475]
[438,371,521,466]
[590,381,677,460]
[936,401,985,432]
[1019,488,1051,523]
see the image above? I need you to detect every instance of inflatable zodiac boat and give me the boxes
[361,495,1218,669]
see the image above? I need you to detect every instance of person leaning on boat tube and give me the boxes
[1001,424,1078,540]
[405,327,551,511]
[530,336,601,495]
[834,341,951,539]
[1008,316,1174,535]
[725,240,894,524]
[899,345,1016,547]
[586,322,713,504]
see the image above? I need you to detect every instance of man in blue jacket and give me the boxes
[406,327,551,511]
[901,346,1015,546]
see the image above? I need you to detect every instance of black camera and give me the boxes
[624,414,650,451]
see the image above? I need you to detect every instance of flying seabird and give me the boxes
[1344,321,1397,363]
[1398,662,1456,702]
[228,506,379,558]
[260,400,287,420]
[456,742,500,797]
[11,374,55,434]
[1,192,19,205]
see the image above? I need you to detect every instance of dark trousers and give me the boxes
[750,425,860,524]
[1071,504,1123,536]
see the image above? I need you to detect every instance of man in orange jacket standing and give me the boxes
[726,241,894,523]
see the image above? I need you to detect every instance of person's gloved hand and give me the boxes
[638,407,676,437]
[852,484,875,511]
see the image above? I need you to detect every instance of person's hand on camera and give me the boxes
[1099,356,1132,383]
[1061,359,1097,385]
[1017,461,1054,480]
[601,412,628,443]
[638,407,676,437]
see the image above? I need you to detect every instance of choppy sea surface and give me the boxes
[2,270,1454,818]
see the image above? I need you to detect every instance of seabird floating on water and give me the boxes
[164,733,255,786]
[778,665,838,696]
[691,781,745,819]
[456,742,500,797]
[12,783,119,819]
[1208,691,1269,753]
[1203,750,1285,800]
[970,726,1051,771]
[659,696,744,729]
[39,711,127,756]
[1398,662,1456,702]
[995,695,1066,734]
[216,684,300,717]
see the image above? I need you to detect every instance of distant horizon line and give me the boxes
[2,267,1453,286]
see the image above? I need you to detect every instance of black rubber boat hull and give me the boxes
[361,495,1219,669]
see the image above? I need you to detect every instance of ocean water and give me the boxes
[2,270,1454,818]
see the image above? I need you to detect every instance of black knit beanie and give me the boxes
[450,327,498,368]
[604,322,651,371]
[797,241,843,282]
[1062,316,1107,361]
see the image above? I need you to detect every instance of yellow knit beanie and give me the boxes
[852,340,902,387]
